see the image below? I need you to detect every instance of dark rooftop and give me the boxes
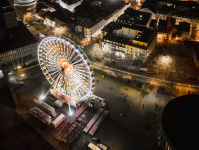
[74,0,125,26]
[135,28,156,43]
[61,0,82,5]
[142,0,199,20]
[101,22,121,32]
[149,19,157,29]
[162,95,199,150]
[103,34,129,46]
[157,19,167,33]
[118,23,146,32]
[178,22,190,33]
[0,21,38,53]
[76,16,100,28]
[0,0,11,7]
[117,8,151,26]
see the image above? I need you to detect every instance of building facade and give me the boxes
[0,1,38,66]
[102,23,157,61]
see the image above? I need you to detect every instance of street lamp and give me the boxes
[39,94,46,100]
[21,74,25,77]
[68,110,74,116]
[17,66,22,69]
[161,56,170,64]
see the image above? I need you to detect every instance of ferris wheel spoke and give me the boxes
[49,70,62,79]
[58,74,64,88]
[68,49,76,62]
[66,46,72,60]
[75,69,90,78]
[73,74,90,92]
[46,63,59,70]
[74,71,90,78]
[74,62,87,67]
[75,74,90,84]
[54,73,63,88]
[78,83,90,95]
[75,67,90,74]
[69,53,80,64]
[71,58,83,65]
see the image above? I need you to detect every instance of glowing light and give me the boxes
[17,66,22,69]
[68,110,74,116]
[161,56,171,64]
[38,37,94,103]
[39,94,46,100]
[21,74,25,77]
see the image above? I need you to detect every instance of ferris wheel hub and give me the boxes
[58,58,74,76]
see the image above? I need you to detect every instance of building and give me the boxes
[159,95,199,150]
[178,22,191,40]
[74,1,130,41]
[102,22,157,61]
[0,1,38,66]
[149,19,158,29]
[0,1,18,28]
[117,8,152,27]
[141,1,199,29]
[35,2,72,28]
[59,0,83,12]
[157,18,176,40]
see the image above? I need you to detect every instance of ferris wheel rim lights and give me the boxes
[38,36,94,101]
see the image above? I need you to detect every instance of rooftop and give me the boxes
[117,8,151,26]
[101,22,121,32]
[119,23,146,32]
[178,22,190,33]
[135,28,156,43]
[149,19,158,29]
[0,0,11,7]
[61,0,82,5]
[0,21,38,53]
[103,34,129,46]
[142,0,199,20]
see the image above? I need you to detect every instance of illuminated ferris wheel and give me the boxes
[38,37,94,102]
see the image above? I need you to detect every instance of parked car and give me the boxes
[92,137,100,143]
[97,143,108,150]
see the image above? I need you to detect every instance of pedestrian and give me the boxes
[156,104,158,110]
[143,104,144,109]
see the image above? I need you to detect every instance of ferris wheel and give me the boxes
[38,36,94,102]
